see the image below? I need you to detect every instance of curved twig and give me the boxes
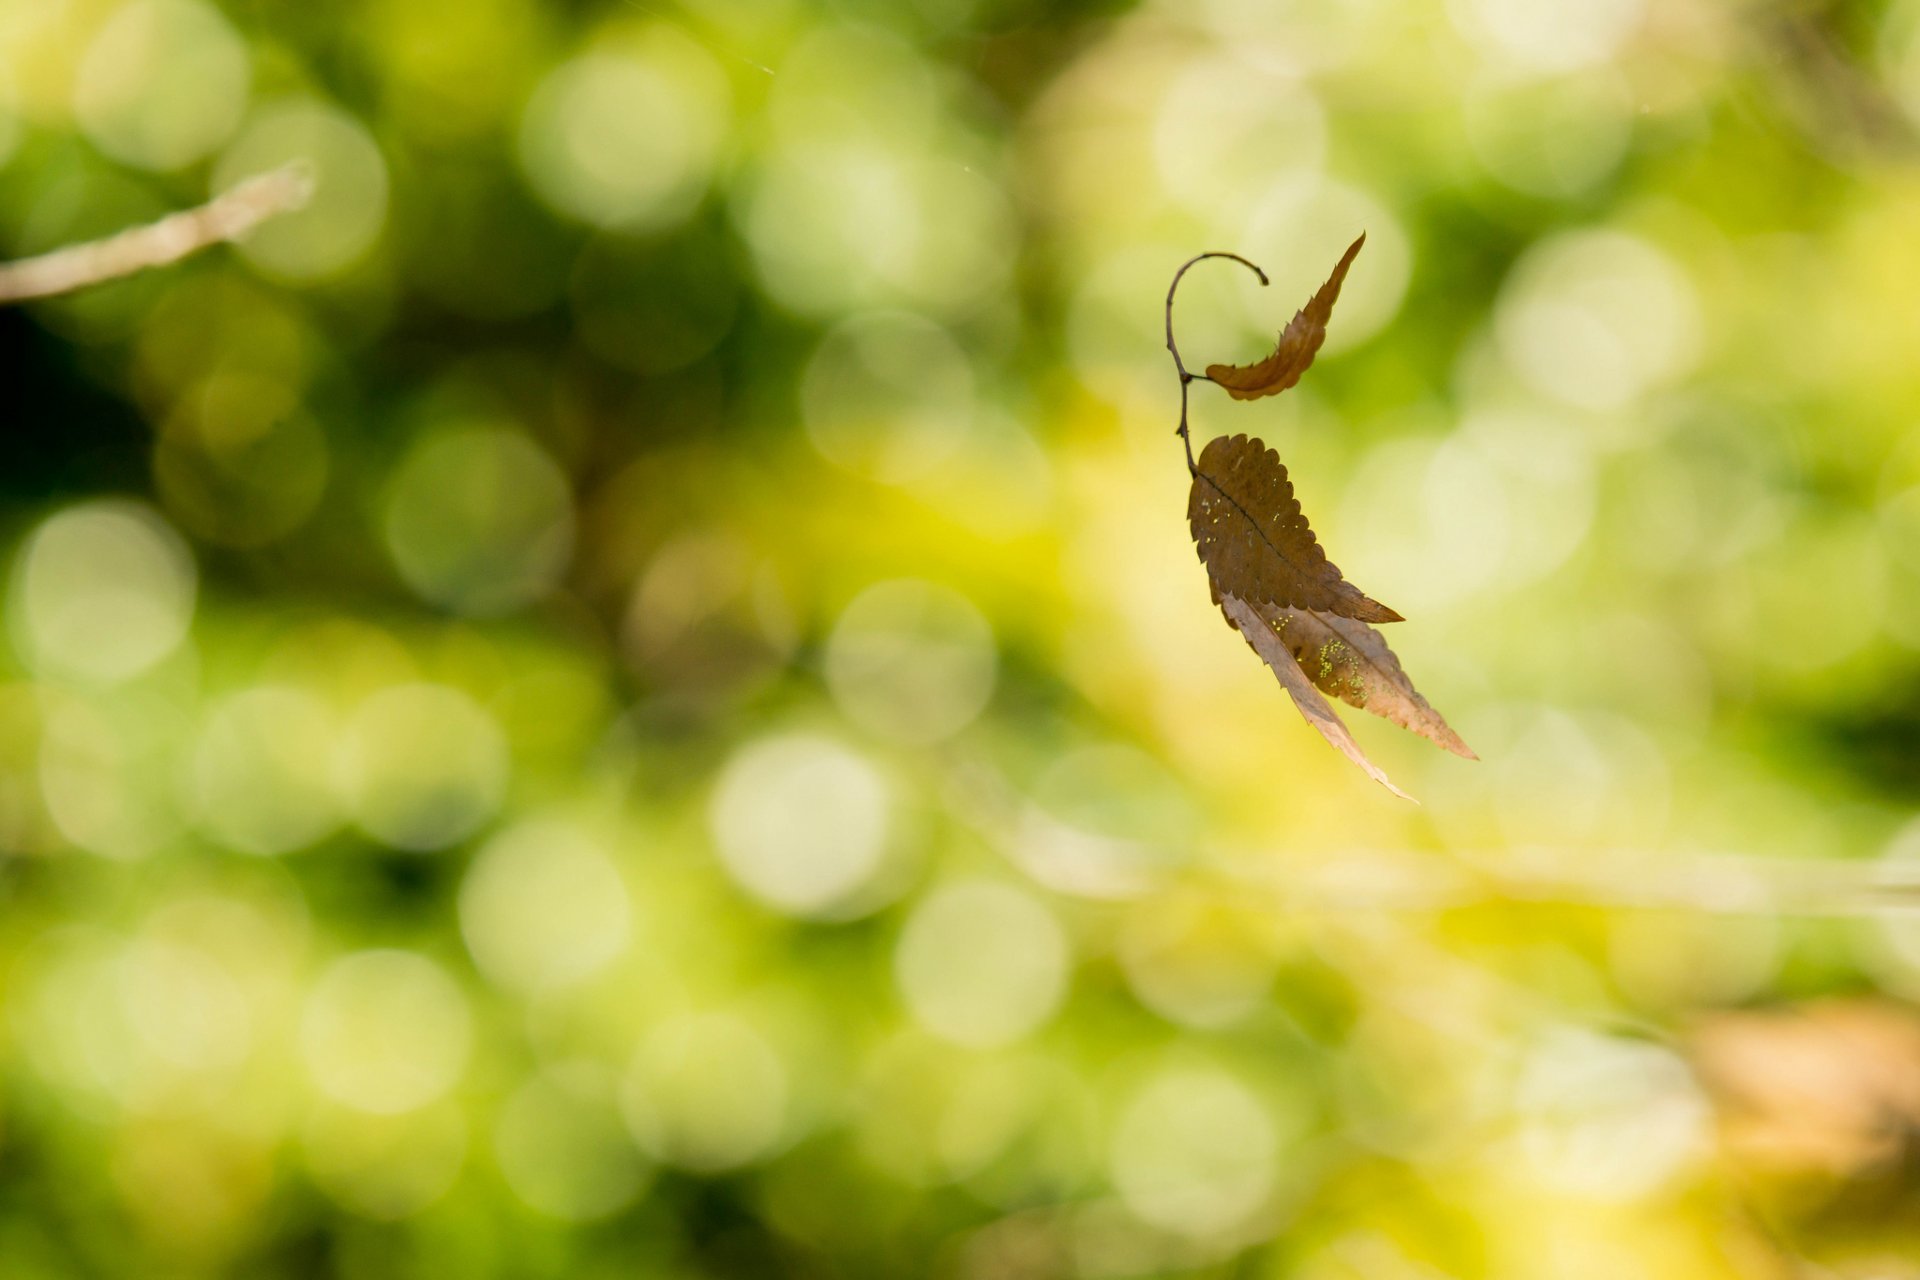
[1164,251,1267,473]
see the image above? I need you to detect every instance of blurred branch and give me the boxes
[1749,1,1919,164]
[0,163,312,305]
[951,749,1920,919]
[1218,848,1920,918]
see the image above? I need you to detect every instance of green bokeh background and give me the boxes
[4,0,1920,1275]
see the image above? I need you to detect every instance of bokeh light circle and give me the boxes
[120,935,252,1075]
[709,733,892,917]
[11,501,197,685]
[303,1101,467,1220]
[155,374,331,548]
[336,683,509,851]
[38,696,182,861]
[459,817,632,994]
[1884,1,1920,130]
[1154,55,1326,220]
[1496,229,1701,412]
[1448,0,1644,72]
[382,426,575,616]
[1117,899,1279,1029]
[517,35,730,230]
[1510,1029,1710,1200]
[75,0,250,171]
[1338,433,1513,615]
[18,928,149,1107]
[213,98,390,281]
[0,66,19,172]
[1109,1064,1280,1237]
[622,1013,789,1172]
[738,144,1014,318]
[825,579,997,745]
[894,881,1071,1048]
[800,310,975,481]
[1464,71,1633,199]
[302,950,473,1114]
[1011,743,1193,899]
[191,685,341,855]
[494,1063,650,1221]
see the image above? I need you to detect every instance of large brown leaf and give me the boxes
[1220,593,1412,801]
[1204,233,1363,401]
[1229,598,1475,759]
[1189,432,1401,623]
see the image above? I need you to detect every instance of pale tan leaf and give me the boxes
[1690,999,1920,1176]
[1189,433,1401,624]
[1204,233,1363,401]
[1220,592,1414,802]
[1230,598,1475,759]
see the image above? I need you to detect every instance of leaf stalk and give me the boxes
[1164,250,1267,474]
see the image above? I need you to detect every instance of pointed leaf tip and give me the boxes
[1242,598,1475,759]
[1220,592,1416,802]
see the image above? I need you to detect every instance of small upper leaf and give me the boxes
[1230,598,1475,759]
[1220,593,1413,801]
[1189,432,1401,624]
[1205,233,1364,401]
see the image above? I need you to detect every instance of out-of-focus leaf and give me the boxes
[1220,592,1413,802]
[1690,999,1920,1177]
[1228,597,1475,759]
[1189,432,1401,623]
[1204,233,1363,401]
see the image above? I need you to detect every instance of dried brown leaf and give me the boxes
[1204,233,1363,401]
[1220,592,1413,802]
[1230,598,1475,759]
[1189,432,1401,624]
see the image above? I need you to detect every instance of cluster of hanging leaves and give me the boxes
[1170,235,1474,800]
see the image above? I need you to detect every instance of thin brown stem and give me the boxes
[1165,250,1267,473]
[0,163,313,305]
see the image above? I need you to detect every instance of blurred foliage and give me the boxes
[5,0,1920,1276]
